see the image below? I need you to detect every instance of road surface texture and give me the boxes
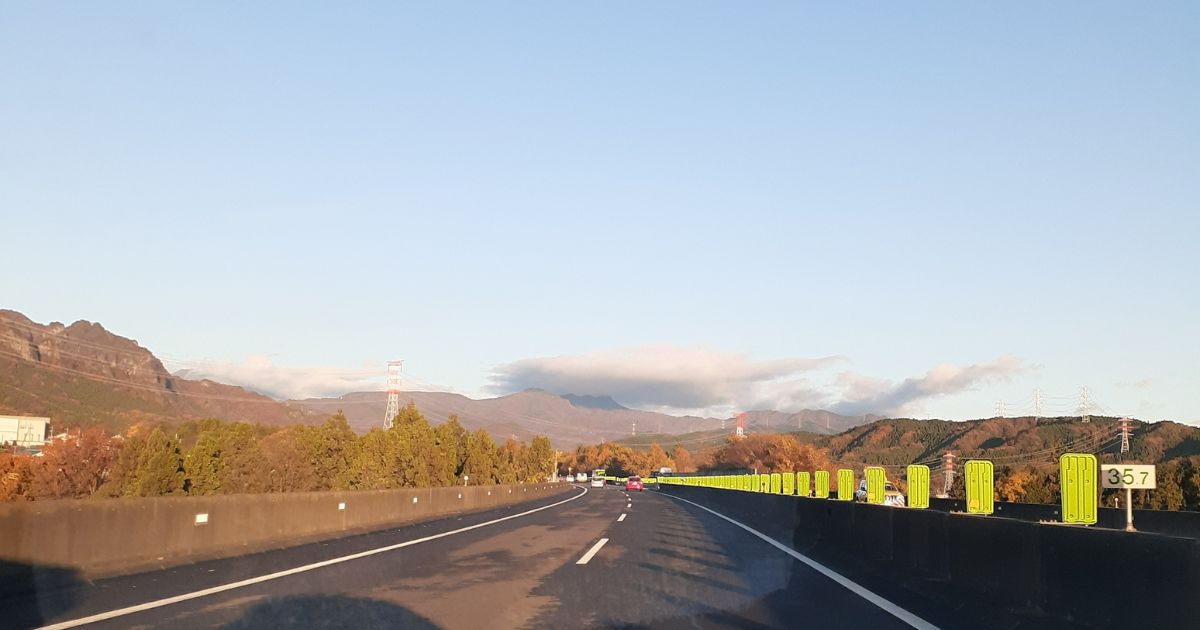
[3,485,946,629]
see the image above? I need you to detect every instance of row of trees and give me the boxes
[560,441,683,477]
[0,402,555,501]
[559,433,831,479]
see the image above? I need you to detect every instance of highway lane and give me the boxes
[7,485,928,629]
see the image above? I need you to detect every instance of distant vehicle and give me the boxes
[855,479,905,507]
[591,469,606,487]
[626,476,643,491]
[575,473,587,483]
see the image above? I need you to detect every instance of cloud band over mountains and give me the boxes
[175,346,1026,418]
[489,345,1025,417]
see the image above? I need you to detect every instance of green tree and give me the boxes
[1153,462,1185,510]
[301,413,358,490]
[351,428,400,490]
[218,422,267,494]
[462,429,499,484]
[525,436,554,483]
[131,428,185,496]
[185,430,223,495]
[259,427,316,492]
[434,415,469,482]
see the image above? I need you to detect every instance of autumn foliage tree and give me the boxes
[710,434,829,474]
[1,401,557,501]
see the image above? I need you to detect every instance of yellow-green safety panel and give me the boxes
[797,472,811,497]
[759,474,771,493]
[1060,453,1097,525]
[865,466,886,504]
[814,471,830,499]
[965,460,994,515]
[906,465,930,509]
[836,469,855,501]
[770,473,783,494]
[782,472,795,495]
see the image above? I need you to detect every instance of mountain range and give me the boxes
[0,308,871,446]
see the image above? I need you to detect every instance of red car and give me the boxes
[625,476,644,491]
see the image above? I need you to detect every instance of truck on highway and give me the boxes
[591,469,606,487]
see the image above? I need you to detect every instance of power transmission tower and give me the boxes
[1034,388,1043,423]
[1119,417,1133,455]
[1080,387,1091,423]
[994,400,1005,418]
[735,412,746,438]
[631,422,636,437]
[383,360,403,429]
[941,451,956,497]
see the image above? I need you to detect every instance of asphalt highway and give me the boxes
[3,485,930,630]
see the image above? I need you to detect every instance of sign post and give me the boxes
[1101,464,1156,532]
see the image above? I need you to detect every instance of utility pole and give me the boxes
[1034,388,1043,423]
[1080,387,1091,423]
[383,360,403,429]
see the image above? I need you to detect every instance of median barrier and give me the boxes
[660,483,1200,627]
[0,483,571,578]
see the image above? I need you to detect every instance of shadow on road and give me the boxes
[0,559,85,629]
[219,594,441,630]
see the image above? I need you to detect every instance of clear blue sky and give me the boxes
[2,3,1197,423]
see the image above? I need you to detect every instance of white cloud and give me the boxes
[829,355,1027,416]
[488,344,846,414]
[169,355,389,400]
[490,346,1026,418]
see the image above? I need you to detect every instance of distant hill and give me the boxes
[0,309,316,432]
[614,416,1200,471]
[820,415,1200,469]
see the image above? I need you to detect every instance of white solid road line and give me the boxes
[662,493,941,630]
[617,513,627,522]
[575,538,609,565]
[38,487,590,630]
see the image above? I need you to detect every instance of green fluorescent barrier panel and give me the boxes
[865,467,886,504]
[770,473,783,494]
[836,469,855,501]
[782,472,795,496]
[759,474,771,493]
[797,472,811,497]
[744,475,753,491]
[906,465,930,509]
[965,460,994,515]
[814,471,830,498]
[1060,453,1098,525]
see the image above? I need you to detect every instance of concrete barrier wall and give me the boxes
[0,483,572,578]
[663,485,1200,628]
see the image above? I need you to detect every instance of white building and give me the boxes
[0,415,50,447]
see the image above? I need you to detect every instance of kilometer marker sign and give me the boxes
[1101,464,1156,532]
